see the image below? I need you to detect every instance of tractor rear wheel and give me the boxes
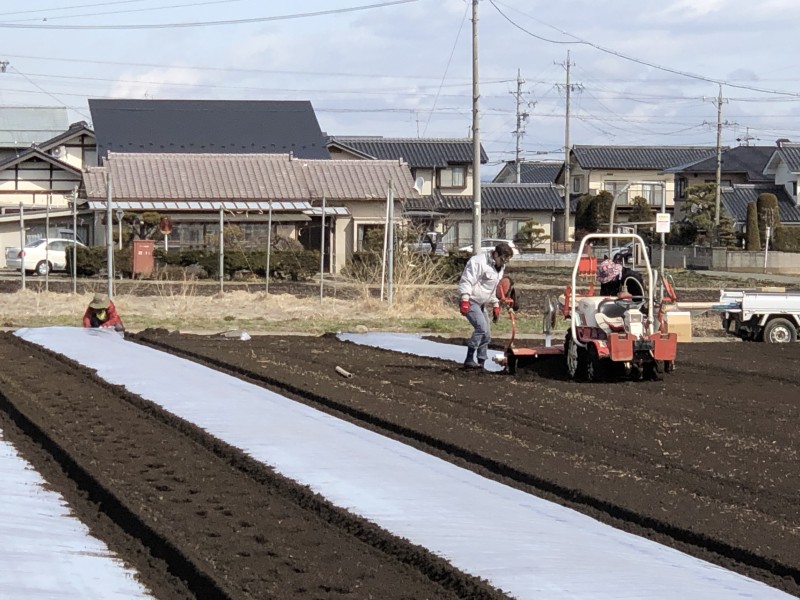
[644,360,663,381]
[565,332,581,380]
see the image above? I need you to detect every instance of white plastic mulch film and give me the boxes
[12,327,793,600]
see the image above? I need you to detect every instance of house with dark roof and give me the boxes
[328,136,484,196]
[762,141,800,204]
[667,145,774,198]
[89,99,330,160]
[558,145,719,214]
[720,184,800,230]
[328,136,552,249]
[665,142,800,229]
[83,152,417,273]
[403,183,568,250]
[492,160,562,184]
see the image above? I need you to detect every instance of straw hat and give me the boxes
[89,293,110,310]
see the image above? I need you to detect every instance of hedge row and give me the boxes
[69,246,321,281]
[773,227,800,252]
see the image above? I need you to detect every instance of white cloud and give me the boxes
[656,0,727,19]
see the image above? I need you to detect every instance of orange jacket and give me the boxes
[82,301,124,329]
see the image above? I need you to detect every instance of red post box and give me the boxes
[132,240,155,277]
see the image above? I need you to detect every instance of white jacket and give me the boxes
[458,251,504,307]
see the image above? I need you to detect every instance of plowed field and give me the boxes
[1,330,798,598]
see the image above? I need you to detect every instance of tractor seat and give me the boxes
[597,299,628,319]
[594,311,625,334]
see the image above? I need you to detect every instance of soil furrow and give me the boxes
[0,332,508,600]
[129,330,800,597]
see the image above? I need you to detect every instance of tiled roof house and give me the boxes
[328,136,565,248]
[89,99,330,160]
[493,160,563,184]
[559,145,719,210]
[84,152,417,273]
[668,142,800,227]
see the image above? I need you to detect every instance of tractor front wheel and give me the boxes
[585,344,606,382]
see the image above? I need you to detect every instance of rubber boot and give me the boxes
[463,348,480,369]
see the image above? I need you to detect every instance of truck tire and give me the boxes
[763,318,797,344]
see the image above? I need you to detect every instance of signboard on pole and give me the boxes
[656,213,671,233]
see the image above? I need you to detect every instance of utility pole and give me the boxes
[512,69,530,184]
[106,168,114,298]
[713,83,724,229]
[556,52,581,244]
[563,51,571,243]
[471,0,481,256]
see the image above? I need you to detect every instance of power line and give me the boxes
[1,53,512,83]
[3,69,519,98]
[2,0,253,22]
[421,0,469,137]
[0,0,145,18]
[488,0,800,100]
[0,0,418,29]
[7,66,91,119]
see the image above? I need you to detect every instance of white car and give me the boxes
[6,238,86,275]
[458,238,520,256]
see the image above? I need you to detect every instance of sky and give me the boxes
[2,0,800,178]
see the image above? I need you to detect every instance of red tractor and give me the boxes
[504,233,678,381]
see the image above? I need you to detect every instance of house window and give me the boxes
[357,224,384,252]
[438,166,466,188]
[640,184,663,206]
[677,177,687,199]
[572,176,581,193]
[604,181,628,204]
[793,181,798,197]
[704,178,732,187]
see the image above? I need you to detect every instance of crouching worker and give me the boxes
[457,242,514,369]
[82,293,125,332]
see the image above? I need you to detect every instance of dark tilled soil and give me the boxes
[0,333,508,600]
[2,328,799,598]
[128,330,800,597]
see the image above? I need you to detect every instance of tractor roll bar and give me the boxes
[570,233,656,348]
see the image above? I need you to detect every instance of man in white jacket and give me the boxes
[457,242,515,369]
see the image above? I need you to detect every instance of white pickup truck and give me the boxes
[719,289,800,343]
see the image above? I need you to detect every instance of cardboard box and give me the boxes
[666,311,692,342]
